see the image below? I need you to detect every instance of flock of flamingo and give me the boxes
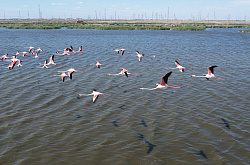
[1,46,225,104]
[1,45,226,155]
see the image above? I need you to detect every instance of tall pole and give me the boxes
[167,7,169,20]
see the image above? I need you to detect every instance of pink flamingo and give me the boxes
[36,47,42,53]
[37,60,50,69]
[15,51,20,57]
[191,65,225,80]
[78,89,111,103]
[114,49,120,54]
[90,61,103,69]
[7,61,16,70]
[140,71,182,90]
[58,68,84,80]
[1,54,8,61]
[107,68,139,77]
[136,51,145,62]
[22,52,29,57]
[54,71,68,82]
[47,55,62,65]
[166,60,193,72]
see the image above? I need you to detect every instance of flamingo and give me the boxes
[22,52,29,57]
[58,68,84,80]
[166,60,193,72]
[78,89,111,103]
[36,47,42,53]
[114,49,120,54]
[107,68,139,77]
[78,46,82,52]
[10,56,19,62]
[120,49,126,55]
[38,60,49,69]
[15,51,20,57]
[55,51,69,56]
[1,54,8,61]
[90,61,103,69]
[35,53,39,58]
[136,51,145,62]
[28,47,34,53]
[47,55,62,65]
[191,66,225,80]
[140,71,182,90]
[16,60,24,67]
[54,71,68,82]
[7,61,16,70]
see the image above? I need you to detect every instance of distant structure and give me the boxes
[39,4,42,19]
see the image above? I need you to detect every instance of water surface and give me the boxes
[0,28,249,164]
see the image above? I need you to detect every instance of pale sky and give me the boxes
[0,0,249,20]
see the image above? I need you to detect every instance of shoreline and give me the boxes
[0,19,249,31]
[0,19,250,24]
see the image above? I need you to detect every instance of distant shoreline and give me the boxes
[0,19,250,24]
[0,19,249,31]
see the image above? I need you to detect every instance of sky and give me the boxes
[0,0,249,20]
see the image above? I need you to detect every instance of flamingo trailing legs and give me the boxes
[78,89,111,103]
[191,66,225,80]
[140,71,182,90]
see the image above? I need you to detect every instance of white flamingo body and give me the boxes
[16,60,23,67]
[6,61,16,70]
[79,89,111,103]
[54,71,68,82]
[40,60,49,68]
[47,55,61,65]
[136,51,144,62]
[140,71,182,90]
[58,68,84,80]
[107,68,138,77]
[90,61,103,69]
[191,65,225,80]
[166,60,193,72]
[1,54,8,61]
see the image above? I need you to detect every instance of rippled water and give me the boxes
[0,28,249,164]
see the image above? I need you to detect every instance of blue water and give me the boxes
[0,28,249,164]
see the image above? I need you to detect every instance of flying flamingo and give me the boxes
[1,54,8,61]
[191,65,225,80]
[78,89,111,103]
[166,60,193,72]
[6,61,16,70]
[113,49,120,54]
[107,68,139,77]
[68,46,73,52]
[78,46,82,52]
[90,61,103,69]
[16,60,24,67]
[37,60,50,69]
[135,51,145,62]
[58,68,84,80]
[47,55,62,65]
[15,51,19,57]
[140,71,182,90]
[34,53,39,58]
[120,49,126,55]
[36,47,42,53]
[22,52,29,57]
[28,47,34,53]
[54,71,68,82]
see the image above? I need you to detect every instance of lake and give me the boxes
[0,28,249,164]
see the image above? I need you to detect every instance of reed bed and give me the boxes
[238,29,250,33]
[0,20,249,31]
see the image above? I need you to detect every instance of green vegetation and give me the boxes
[0,20,249,31]
[238,29,250,33]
